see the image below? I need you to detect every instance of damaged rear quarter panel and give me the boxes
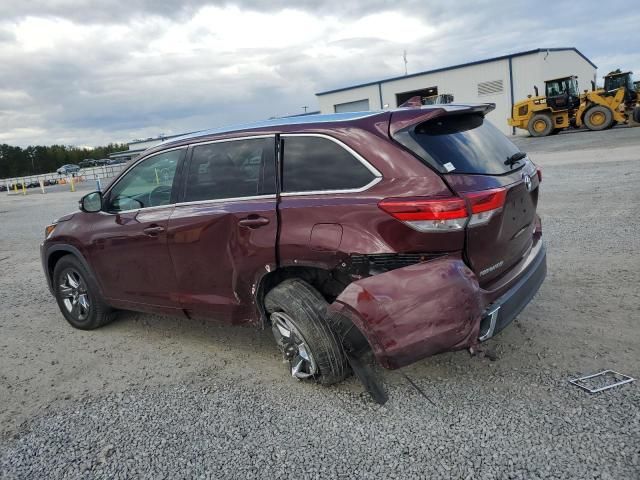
[332,256,483,369]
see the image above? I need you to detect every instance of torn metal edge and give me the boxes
[568,370,635,393]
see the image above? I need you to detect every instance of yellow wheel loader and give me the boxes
[509,72,640,137]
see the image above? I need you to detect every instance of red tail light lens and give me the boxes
[465,188,507,214]
[378,197,468,232]
[465,187,506,227]
[536,166,542,183]
[379,188,507,232]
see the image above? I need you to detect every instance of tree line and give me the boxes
[0,143,127,178]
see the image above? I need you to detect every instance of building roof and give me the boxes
[316,48,597,96]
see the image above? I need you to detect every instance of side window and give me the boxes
[183,137,275,202]
[107,149,182,212]
[282,136,376,193]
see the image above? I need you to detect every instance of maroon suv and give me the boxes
[41,104,546,389]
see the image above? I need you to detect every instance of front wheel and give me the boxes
[53,255,114,330]
[265,279,348,385]
[584,105,613,131]
[527,114,553,137]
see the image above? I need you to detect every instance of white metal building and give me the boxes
[316,48,597,135]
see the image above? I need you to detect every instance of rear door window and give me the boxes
[183,137,275,202]
[281,135,376,193]
[397,113,522,175]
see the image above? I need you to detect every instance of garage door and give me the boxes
[334,99,370,113]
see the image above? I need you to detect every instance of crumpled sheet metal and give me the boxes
[330,257,482,369]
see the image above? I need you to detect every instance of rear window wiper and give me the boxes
[505,151,527,167]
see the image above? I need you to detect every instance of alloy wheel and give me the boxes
[59,269,91,321]
[270,312,318,379]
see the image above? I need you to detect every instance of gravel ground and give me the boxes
[1,127,639,479]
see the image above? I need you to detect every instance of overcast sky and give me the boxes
[0,1,638,147]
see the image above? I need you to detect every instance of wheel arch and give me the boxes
[256,264,373,355]
[44,245,104,296]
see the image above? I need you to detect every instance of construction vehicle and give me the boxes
[509,71,640,136]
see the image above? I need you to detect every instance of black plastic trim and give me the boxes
[483,243,547,339]
[41,244,104,297]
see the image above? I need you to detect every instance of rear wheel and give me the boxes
[527,114,553,137]
[633,106,640,123]
[265,279,348,385]
[53,255,114,330]
[584,105,613,131]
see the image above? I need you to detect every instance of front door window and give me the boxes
[107,149,182,212]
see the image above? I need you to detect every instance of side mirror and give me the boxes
[79,191,102,213]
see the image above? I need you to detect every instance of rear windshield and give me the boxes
[398,113,522,175]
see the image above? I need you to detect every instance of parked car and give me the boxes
[94,158,109,166]
[56,164,80,175]
[79,159,96,168]
[41,105,546,391]
[106,158,127,165]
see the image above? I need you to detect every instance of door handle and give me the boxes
[143,225,165,236]
[238,216,270,228]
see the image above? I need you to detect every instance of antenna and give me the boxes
[302,106,308,113]
[403,50,408,75]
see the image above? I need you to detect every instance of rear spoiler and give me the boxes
[389,104,495,137]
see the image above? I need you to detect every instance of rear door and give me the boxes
[393,112,540,285]
[166,136,277,324]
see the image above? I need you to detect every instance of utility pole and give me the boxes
[302,106,308,113]
[403,50,408,76]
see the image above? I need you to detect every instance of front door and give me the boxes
[87,148,185,311]
[167,136,277,325]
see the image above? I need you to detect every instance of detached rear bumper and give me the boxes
[330,243,546,370]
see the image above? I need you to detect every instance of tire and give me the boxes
[265,279,348,385]
[633,106,640,123]
[527,114,553,137]
[584,105,613,131]
[53,255,115,330]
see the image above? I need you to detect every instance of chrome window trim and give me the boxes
[98,195,277,216]
[279,133,383,196]
[174,194,276,208]
[101,136,277,215]
[102,132,384,214]
[97,203,176,215]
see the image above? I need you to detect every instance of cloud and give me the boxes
[0,1,638,147]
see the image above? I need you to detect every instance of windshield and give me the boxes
[397,113,522,175]
[605,75,633,91]
[546,78,578,97]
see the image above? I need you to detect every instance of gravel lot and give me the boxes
[1,127,639,479]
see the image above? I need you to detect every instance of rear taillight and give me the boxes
[378,197,468,232]
[379,187,507,232]
[536,166,542,183]
[465,188,507,227]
